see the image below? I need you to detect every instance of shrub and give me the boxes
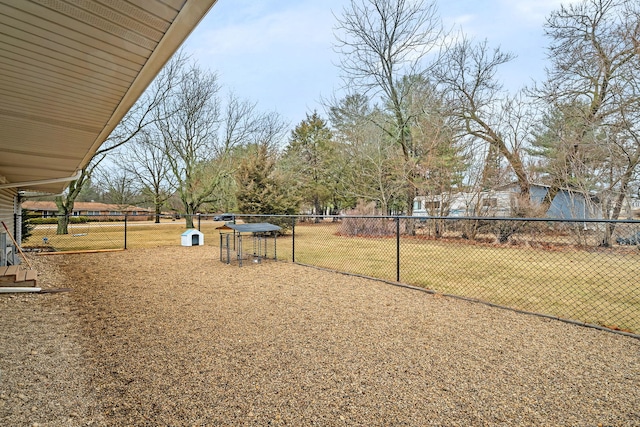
[21,209,35,241]
[338,201,406,237]
[28,216,89,225]
[28,217,57,225]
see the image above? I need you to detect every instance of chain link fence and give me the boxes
[22,213,211,251]
[20,213,640,336]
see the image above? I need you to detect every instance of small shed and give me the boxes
[181,229,204,246]
[218,222,281,266]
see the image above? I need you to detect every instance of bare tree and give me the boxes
[93,165,140,206]
[154,62,223,228]
[334,0,444,215]
[537,0,640,245]
[338,109,408,213]
[119,130,177,223]
[153,61,289,228]
[434,38,534,200]
[53,53,187,234]
[403,76,466,214]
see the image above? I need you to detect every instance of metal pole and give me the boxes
[292,217,296,263]
[13,212,18,244]
[124,214,128,249]
[396,216,400,282]
[197,213,201,231]
[0,232,7,267]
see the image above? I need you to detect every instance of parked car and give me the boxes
[213,213,235,222]
[616,231,640,245]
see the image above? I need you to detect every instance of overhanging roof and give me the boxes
[220,223,283,233]
[0,0,217,194]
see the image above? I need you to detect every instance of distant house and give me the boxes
[620,198,640,219]
[22,201,152,221]
[413,183,603,220]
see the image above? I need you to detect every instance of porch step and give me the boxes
[0,265,37,287]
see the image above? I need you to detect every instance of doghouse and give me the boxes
[181,229,204,246]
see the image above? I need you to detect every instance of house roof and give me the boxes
[22,200,151,213]
[0,0,217,194]
[181,229,203,236]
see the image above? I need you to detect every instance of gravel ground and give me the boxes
[1,246,639,426]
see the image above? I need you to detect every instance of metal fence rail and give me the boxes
[21,213,640,336]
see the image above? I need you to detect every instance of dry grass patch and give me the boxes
[291,222,640,333]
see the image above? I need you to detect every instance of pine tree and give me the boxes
[235,143,300,230]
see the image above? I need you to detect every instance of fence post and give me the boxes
[292,216,296,263]
[197,213,201,231]
[396,216,400,282]
[13,212,19,245]
[124,214,128,249]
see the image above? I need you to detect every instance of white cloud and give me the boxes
[190,3,335,58]
[180,0,575,122]
[499,0,580,25]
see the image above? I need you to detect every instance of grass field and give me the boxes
[24,219,639,334]
[291,223,639,333]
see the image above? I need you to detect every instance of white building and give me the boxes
[413,184,603,219]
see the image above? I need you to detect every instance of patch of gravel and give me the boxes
[0,255,105,426]
[1,246,639,426]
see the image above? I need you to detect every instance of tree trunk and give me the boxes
[600,161,636,246]
[54,196,73,235]
[56,213,69,235]
[184,213,195,229]
[53,169,90,235]
[314,196,321,223]
[154,204,161,224]
[405,184,416,236]
[183,202,197,229]
[601,189,629,247]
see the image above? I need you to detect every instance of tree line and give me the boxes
[50,0,639,246]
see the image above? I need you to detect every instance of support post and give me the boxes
[292,217,296,263]
[0,232,6,267]
[14,212,20,245]
[396,216,400,282]
[124,214,128,249]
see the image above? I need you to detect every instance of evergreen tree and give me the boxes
[283,112,336,218]
[235,143,300,230]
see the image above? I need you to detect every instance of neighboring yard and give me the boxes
[291,223,640,334]
[1,246,638,426]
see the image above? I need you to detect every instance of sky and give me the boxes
[182,0,572,127]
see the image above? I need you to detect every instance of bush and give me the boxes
[87,216,123,222]
[21,209,35,241]
[28,217,57,225]
[338,201,406,237]
[474,195,548,243]
[28,216,89,225]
